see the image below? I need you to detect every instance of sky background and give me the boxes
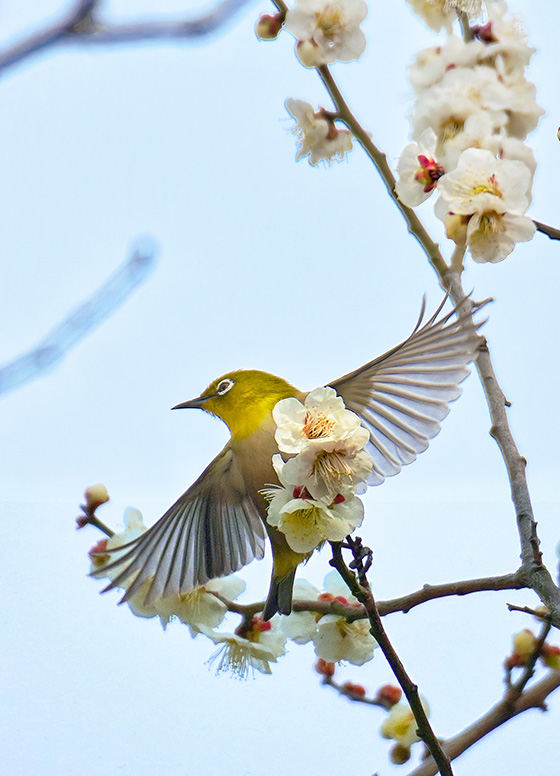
[1,1,559,774]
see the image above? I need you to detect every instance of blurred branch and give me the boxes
[406,669,560,776]
[0,241,156,397]
[0,0,253,74]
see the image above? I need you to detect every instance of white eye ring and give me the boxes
[216,378,234,395]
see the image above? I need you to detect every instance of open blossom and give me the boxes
[284,0,367,67]
[396,129,444,207]
[380,697,430,748]
[285,98,353,165]
[436,147,535,262]
[265,476,364,553]
[406,0,482,34]
[281,572,376,665]
[200,617,287,677]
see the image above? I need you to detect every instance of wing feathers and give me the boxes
[332,298,484,484]
[93,448,267,605]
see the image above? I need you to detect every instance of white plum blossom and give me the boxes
[281,572,376,666]
[280,579,322,644]
[380,697,431,748]
[405,0,482,34]
[200,616,287,677]
[408,36,484,94]
[476,2,535,76]
[395,129,444,207]
[273,386,372,500]
[155,576,246,634]
[265,476,364,553]
[285,98,353,165]
[314,613,376,665]
[436,147,535,262]
[284,0,367,67]
[267,387,371,551]
[411,65,513,151]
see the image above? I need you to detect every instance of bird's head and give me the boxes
[172,369,299,440]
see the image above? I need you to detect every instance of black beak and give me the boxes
[171,395,211,410]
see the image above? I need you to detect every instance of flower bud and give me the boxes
[315,658,336,677]
[375,684,403,708]
[255,12,284,40]
[389,744,411,765]
[541,644,560,670]
[84,483,109,510]
[342,681,366,697]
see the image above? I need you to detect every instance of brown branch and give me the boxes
[406,670,560,776]
[321,675,387,708]
[0,0,252,74]
[330,541,454,776]
[378,574,524,616]
[534,220,560,241]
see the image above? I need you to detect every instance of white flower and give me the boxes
[476,2,535,76]
[275,387,366,454]
[436,147,535,261]
[408,36,484,94]
[273,387,372,501]
[314,614,375,665]
[282,571,374,666]
[155,576,246,633]
[285,98,353,165]
[396,129,444,207]
[411,66,512,150]
[284,0,368,67]
[200,616,287,678]
[265,481,364,553]
[405,0,482,34]
[380,698,431,748]
[281,579,322,643]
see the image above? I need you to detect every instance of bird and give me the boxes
[95,298,483,620]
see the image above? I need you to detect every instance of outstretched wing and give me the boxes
[330,298,484,485]
[93,446,266,606]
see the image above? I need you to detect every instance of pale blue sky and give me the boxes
[1,1,559,774]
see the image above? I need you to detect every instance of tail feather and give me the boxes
[263,568,297,620]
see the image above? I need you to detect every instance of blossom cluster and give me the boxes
[397,1,543,263]
[282,573,377,664]
[258,0,369,165]
[265,386,373,553]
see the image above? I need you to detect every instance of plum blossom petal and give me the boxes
[285,98,353,165]
[285,0,368,67]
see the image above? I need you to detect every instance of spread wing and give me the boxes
[330,298,484,485]
[93,446,267,606]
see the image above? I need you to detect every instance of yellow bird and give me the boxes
[97,300,481,619]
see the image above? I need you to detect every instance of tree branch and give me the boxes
[0,0,253,74]
[0,240,156,397]
[534,220,560,241]
[406,670,560,776]
[330,540,455,776]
